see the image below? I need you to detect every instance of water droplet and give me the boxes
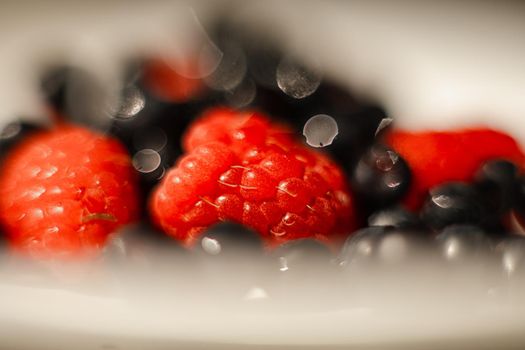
[276,57,321,99]
[156,166,166,180]
[163,8,223,79]
[432,194,454,208]
[201,237,222,255]
[224,79,256,108]
[197,42,224,78]
[375,117,393,136]
[114,86,145,119]
[204,42,246,91]
[0,122,22,139]
[133,127,168,152]
[132,149,161,173]
[375,151,398,171]
[385,176,402,189]
[303,114,338,148]
[248,45,281,88]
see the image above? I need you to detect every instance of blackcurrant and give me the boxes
[420,182,485,231]
[351,144,411,208]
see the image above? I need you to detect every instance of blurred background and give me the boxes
[1,0,525,139]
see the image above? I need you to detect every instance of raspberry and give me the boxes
[143,58,205,102]
[150,107,355,248]
[0,125,140,259]
[182,107,294,154]
[386,128,525,210]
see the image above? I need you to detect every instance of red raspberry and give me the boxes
[0,125,140,259]
[143,58,205,102]
[150,107,355,248]
[386,128,525,210]
[182,107,294,154]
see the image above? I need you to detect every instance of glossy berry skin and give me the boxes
[195,221,264,257]
[103,223,189,268]
[476,160,519,187]
[513,177,525,228]
[350,144,411,208]
[270,238,333,273]
[150,107,355,248]
[340,226,431,267]
[0,125,139,259]
[420,182,485,231]
[386,128,525,210]
[436,225,492,263]
[495,235,525,276]
[368,206,421,229]
[326,106,387,172]
[475,159,520,225]
[340,226,388,266]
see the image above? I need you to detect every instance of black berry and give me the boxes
[511,177,525,225]
[195,221,264,257]
[351,144,411,208]
[368,206,421,229]
[340,226,431,267]
[435,225,493,263]
[495,235,525,275]
[270,238,333,274]
[420,182,485,231]
[0,121,41,160]
[475,159,520,222]
[40,65,114,130]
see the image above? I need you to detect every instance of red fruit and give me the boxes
[0,125,140,259]
[150,107,355,248]
[143,58,205,102]
[386,128,525,210]
[183,107,295,153]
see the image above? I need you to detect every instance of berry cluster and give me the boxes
[0,29,524,271]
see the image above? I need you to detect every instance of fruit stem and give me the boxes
[82,213,117,223]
